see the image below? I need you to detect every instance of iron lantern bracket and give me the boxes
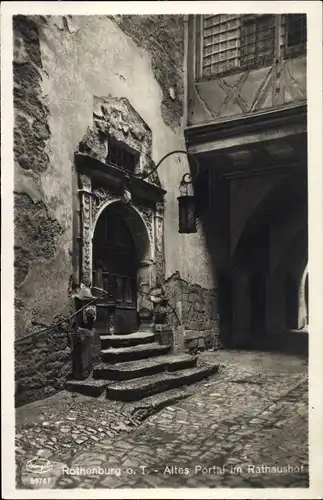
[123,149,199,234]
[134,149,199,185]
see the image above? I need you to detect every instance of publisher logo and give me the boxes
[26,458,53,474]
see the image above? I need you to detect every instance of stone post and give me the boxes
[79,173,92,289]
[171,301,184,354]
[71,304,100,380]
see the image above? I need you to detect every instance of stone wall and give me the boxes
[164,272,220,352]
[15,322,73,407]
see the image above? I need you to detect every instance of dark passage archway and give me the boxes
[230,170,307,346]
[250,272,267,337]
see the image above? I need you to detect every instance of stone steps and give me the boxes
[101,342,171,363]
[105,362,219,401]
[93,354,198,381]
[65,324,220,403]
[65,378,107,397]
[100,332,155,349]
[65,359,219,400]
[130,388,191,419]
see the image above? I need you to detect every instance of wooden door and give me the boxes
[92,208,138,333]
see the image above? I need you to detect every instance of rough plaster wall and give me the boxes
[14,14,214,335]
[13,15,73,342]
[38,14,215,289]
[13,15,73,407]
[14,15,216,404]
[113,15,184,130]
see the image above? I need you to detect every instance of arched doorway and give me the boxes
[92,202,150,334]
[93,208,137,306]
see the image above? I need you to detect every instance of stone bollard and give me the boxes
[155,324,174,352]
[70,305,100,380]
[71,327,101,380]
[173,324,186,354]
[168,302,184,354]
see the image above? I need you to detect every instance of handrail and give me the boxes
[15,285,182,345]
[137,288,182,327]
[14,288,110,345]
[15,149,193,345]
[134,149,200,183]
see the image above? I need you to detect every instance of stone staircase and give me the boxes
[65,330,219,402]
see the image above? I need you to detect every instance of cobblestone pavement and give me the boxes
[16,350,308,489]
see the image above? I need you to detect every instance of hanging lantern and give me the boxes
[132,148,200,234]
[177,173,197,234]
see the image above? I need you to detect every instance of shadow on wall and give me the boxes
[197,169,308,355]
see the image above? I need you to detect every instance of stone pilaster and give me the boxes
[79,173,92,288]
[155,201,165,285]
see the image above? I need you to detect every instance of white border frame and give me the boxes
[1,2,322,499]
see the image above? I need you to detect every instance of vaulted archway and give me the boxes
[229,170,307,347]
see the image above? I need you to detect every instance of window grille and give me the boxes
[281,14,306,57]
[203,15,241,76]
[240,15,275,68]
[107,139,139,173]
[202,14,306,78]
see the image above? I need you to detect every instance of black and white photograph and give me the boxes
[1,1,323,498]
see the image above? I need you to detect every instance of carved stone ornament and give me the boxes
[136,203,154,246]
[121,188,132,205]
[80,175,92,287]
[83,305,97,328]
[92,186,119,222]
[76,95,166,293]
[83,94,161,187]
[79,173,92,192]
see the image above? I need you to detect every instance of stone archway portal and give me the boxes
[75,94,167,334]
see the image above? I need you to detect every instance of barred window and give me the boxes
[107,139,139,173]
[281,14,306,57]
[240,15,274,68]
[203,15,241,76]
[202,14,306,78]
